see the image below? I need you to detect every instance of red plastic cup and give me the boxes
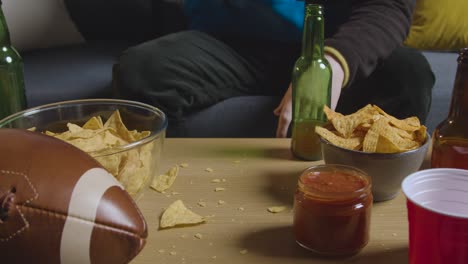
[402,169,468,264]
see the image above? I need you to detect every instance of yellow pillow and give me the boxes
[404,0,468,51]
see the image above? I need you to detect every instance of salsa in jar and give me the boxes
[293,164,372,255]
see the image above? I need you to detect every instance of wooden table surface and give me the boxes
[133,138,424,264]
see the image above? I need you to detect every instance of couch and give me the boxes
[4,0,458,137]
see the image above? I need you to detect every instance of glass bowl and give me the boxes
[0,99,168,201]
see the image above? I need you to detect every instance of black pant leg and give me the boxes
[336,46,435,124]
[115,30,270,121]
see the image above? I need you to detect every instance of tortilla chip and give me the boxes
[104,110,136,142]
[39,110,153,196]
[82,116,104,130]
[315,126,362,150]
[323,105,343,121]
[160,200,205,229]
[373,105,420,131]
[267,206,287,213]
[150,165,179,193]
[316,104,426,153]
[373,118,419,151]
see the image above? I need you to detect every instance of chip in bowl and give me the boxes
[36,110,154,195]
[316,105,427,153]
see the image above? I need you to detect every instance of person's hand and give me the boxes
[274,83,293,138]
[274,54,345,138]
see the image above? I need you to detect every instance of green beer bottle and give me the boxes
[0,0,26,120]
[291,4,331,161]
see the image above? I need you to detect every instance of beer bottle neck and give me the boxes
[448,52,468,119]
[0,3,11,46]
[301,4,324,60]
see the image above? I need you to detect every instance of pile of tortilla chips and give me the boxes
[34,110,154,195]
[315,105,427,153]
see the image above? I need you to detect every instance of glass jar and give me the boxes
[293,164,373,256]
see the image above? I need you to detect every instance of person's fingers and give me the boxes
[273,101,283,116]
[274,83,292,116]
[276,85,293,138]
[273,93,286,116]
[276,99,292,138]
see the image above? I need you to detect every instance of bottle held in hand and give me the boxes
[291,4,332,161]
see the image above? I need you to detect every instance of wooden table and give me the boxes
[133,138,417,264]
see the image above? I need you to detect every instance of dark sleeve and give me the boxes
[64,0,156,43]
[324,0,416,87]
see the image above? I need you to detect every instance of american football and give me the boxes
[0,128,147,264]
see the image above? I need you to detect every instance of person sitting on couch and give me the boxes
[115,0,435,137]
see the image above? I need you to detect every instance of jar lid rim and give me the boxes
[298,164,372,199]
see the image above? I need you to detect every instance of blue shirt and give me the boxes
[183,0,305,42]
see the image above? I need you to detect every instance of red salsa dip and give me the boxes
[293,165,373,255]
[302,170,368,193]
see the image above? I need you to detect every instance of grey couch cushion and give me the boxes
[23,42,127,107]
[422,51,458,133]
[168,96,281,137]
